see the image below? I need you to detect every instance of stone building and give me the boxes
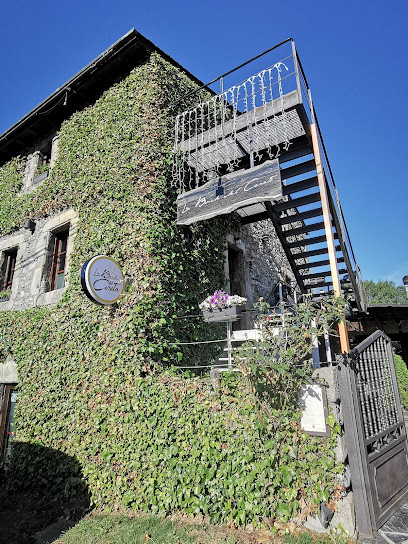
[0,29,383,538]
[0,30,295,470]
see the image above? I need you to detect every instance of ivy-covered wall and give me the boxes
[0,51,342,526]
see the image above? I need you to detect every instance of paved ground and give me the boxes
[361,502,408,544]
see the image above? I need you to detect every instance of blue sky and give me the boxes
[1,0,407,285]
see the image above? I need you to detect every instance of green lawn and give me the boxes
[55,514,333,544]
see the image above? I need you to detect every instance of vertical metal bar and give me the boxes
[227,321,232,369]
[248,121,255,168]
[366,344,380,435]
[370,341,387,431]
[291,40,302,101]
[308,88,315,123]
[358,351,373,437]
[324,329,332,365]
[194,109,199,189]
[378,337,393,426]
[220,77,225,137]
[311,318,320,368]
[380,337,399,425]
[310,122,350,354]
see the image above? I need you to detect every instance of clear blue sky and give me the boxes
[1,0,407,285]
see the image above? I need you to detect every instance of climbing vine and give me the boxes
[0,52,342,527]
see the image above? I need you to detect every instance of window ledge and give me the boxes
[36,287,66,307]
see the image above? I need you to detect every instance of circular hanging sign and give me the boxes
[81,255,125,305]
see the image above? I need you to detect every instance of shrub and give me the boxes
[394,353,408,409]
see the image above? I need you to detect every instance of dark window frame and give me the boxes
[0,384,17,465]
[49,229,69,291]
[2,248,18,292]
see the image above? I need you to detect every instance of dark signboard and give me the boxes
[176,160,282,225]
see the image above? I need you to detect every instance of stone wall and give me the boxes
[225,219,296,329]
[0,209,78,312]
[304,366,356,537]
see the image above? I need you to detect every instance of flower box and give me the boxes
[33,171,49,185]
[202,306,242,323]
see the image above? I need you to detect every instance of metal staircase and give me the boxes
[174,38,366,315]
[238,136,364,313]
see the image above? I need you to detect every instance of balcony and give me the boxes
[173,39,366,314]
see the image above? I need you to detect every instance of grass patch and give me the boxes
[55,513,336,544]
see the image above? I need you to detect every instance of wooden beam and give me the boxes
[310,122,350,353]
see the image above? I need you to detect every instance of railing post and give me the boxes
[291,40,302,101]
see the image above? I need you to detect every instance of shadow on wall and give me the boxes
[0,442,90,544]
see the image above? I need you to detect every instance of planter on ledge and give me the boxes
[202,306,242,323]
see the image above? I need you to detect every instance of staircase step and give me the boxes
[281,160,316,180]
[283,221,325,238]
[306,281,334,289]
[302,270,333,280]
[278,143,313,164]
[288,233,338,248]
[302,268,348,280]
[297,257,345,270]
[294,245,341,259]
[274,192,321,212]
[279,207,323,225]
[283,176,318,196]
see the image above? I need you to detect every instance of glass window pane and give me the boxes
[57,254,66,273]
[60,236,68,253]
[56,272,65,289]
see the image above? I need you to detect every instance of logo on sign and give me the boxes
[81,256,125,305]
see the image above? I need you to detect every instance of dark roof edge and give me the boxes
[0,29,206,149]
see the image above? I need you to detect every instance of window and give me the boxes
[1,249,17,292]
[0,385,17,465]
[22,135,59,193]
[49,230,69,291]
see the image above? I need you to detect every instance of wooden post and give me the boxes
[310,123,350,354]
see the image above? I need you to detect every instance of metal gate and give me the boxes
[339,330,408,537]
